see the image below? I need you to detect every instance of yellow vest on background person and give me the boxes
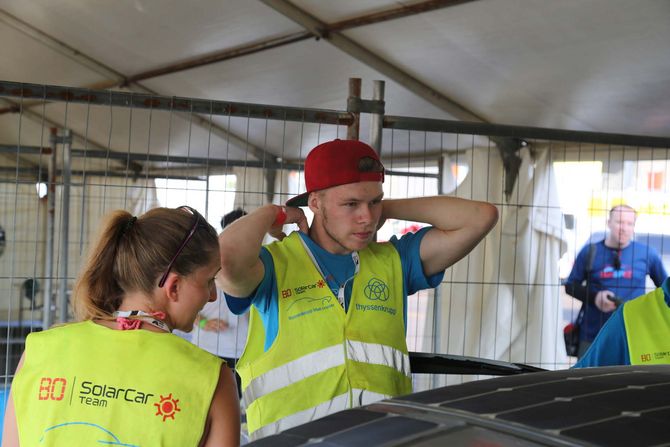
[12,320,222,447]
[623,287,670,365]
[237,232,412,440]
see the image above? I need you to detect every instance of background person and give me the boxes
[192,299,248,373]
[564,204,667,357]
[221,207,248,230]
[2,207,240,447]
[217,138,499,439]
[574,276,670,367]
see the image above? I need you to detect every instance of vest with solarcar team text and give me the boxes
[623,287,670,365]
[12,320,222,447]
[237,232,412,440]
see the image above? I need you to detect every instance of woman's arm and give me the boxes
[1,353,24,447]
[200,364,241,447]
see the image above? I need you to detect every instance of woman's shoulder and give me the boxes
[28,320,91,339]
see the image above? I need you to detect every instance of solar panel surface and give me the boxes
[248,365,670,447]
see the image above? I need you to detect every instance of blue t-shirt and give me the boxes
[226,227,444,351]
[566,239,667,341]
[574,276,670,367]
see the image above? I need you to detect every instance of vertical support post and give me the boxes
[347,78,361,140]
[57,129,72,323]
[78,173,87,256]
[431,157,446,388]
[42,129,57,329]
[430,284,442,389]
[204,173,211,222]
[265,170,277,205]
[369,80,385,153]
[437,155,445,196]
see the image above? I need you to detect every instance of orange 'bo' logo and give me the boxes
[38,377,67,401]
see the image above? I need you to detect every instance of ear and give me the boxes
[162,272,181,303]
[307,191,321,214]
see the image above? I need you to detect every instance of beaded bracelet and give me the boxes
[198,317,207,329]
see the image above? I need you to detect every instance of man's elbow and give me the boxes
[218,255,252,287]
[217,265,255,299]
[218,233,248,277]
[477,202,499,234]
[218,257,236,283]
[218,249,263,298]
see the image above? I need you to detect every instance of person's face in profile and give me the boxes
[173,256,220,332]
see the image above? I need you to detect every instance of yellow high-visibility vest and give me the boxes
[623,287,670,365]
[237,232,412,440]
[12,320,222,446]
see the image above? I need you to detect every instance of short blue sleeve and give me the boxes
[225,293,252,315]
[224,247,280,352]
[225,248,274,315]
[573,305,630,367]
[389,226,445,294]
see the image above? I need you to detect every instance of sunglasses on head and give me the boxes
[157,206,208,288]
[358,156,385,174]
[613,251,621,270]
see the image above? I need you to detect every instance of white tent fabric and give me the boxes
[438,146,568,385]
[127,179,160,216]
[232,165,295,245]
[232,166,269,213]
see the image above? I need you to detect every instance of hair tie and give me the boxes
[122,216,137,235]
[117,317,142,330]
[115,310,170,332]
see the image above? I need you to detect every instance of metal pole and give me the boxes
[0,81,353,127]
[347,78,361,140]
[42,129,57,329]
[430,158,445,389]
[369,80,385,153]
[431,285,442,390]
[57,129,72,323]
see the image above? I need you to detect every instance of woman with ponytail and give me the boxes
[2,206,240,447]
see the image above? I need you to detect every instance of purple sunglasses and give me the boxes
[157,206,207,288]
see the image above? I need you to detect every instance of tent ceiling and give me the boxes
[0,0,668,169]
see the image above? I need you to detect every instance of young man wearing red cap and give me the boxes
[218,139,498,440]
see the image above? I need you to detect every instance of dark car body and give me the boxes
[248,364,670,447]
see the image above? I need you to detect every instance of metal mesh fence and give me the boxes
[1,80,669,392]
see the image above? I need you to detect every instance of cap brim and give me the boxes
[285,191,309,207]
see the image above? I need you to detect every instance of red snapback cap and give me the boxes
[286,139,385,207]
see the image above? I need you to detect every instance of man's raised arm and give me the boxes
[381,196,498,276]
[218,204,308,298]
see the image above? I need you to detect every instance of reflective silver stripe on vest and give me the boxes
[351,387,389,407]
[346,340,411,378]
[251,388,390,440]
[243,344,345,406]
[243,341,410,406]
[252,391,349,440]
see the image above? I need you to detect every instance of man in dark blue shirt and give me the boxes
[574,277,670,367]
[565,205,667,358]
